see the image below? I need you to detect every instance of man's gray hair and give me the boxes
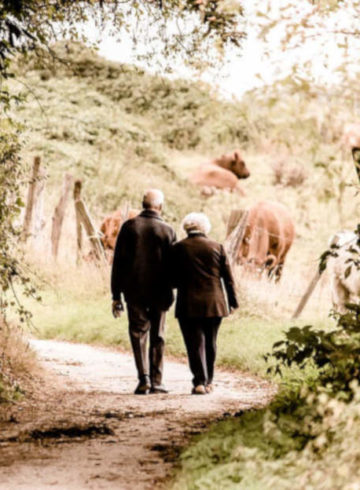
[182,212,211,235]
[143,189,164,209]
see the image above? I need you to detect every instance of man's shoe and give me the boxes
[191,385,207,395]
[134,376,151,395]
[150,384,169,394]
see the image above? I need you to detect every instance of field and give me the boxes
[9,42,360,488]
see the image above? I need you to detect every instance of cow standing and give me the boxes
[237,201,295,281]
[100,208,139,262]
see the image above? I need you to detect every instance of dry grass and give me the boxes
[0,320,39,403]
[234,264,331,324]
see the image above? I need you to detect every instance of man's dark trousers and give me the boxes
[179,317,221,387]
[127,304,166,385]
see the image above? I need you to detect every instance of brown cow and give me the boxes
[237,201,295,281]
[100,208,139,261]
[190,150,250,195]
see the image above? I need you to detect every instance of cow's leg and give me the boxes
[273,261,284,282]
[264,254,277,280]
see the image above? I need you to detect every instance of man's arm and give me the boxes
[220,245,239,310]
[111,223,129,302]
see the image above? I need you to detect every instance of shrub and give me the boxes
[0,320,37,403]
[271,160,307,187]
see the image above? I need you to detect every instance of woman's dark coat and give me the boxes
[171,233,239,318]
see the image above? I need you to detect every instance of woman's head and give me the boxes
[182,212,211,236]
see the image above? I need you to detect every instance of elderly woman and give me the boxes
[171,212,239,395]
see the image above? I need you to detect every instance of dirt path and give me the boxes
[0,340,275,490]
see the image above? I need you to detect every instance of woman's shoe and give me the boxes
[205,384,214,393]
[191,385,207,395]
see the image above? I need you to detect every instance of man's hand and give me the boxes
[112,300,124,318]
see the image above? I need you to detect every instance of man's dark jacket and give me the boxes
[111,209,176,310]
[171,233,239,318]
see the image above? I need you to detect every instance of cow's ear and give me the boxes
[234,151,241,161]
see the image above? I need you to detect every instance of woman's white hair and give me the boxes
[182,212,211,235]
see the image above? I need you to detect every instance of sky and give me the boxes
[81,6,273,99]
[80,1,360,100]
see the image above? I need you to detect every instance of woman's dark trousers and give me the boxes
[179,317,221,387]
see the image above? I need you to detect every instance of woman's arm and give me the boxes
[220,245,239,310]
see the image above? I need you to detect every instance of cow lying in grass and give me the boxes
[190,150,250,196]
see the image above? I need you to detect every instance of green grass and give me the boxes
[171,410,293,490]
[171,377,360,490]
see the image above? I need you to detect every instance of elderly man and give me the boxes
[171,212,238,394]
[111,189,176,395]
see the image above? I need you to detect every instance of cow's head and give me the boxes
[218,151,250,179]
[237,248,277,280]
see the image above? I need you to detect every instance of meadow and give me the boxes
[10,42,360,488]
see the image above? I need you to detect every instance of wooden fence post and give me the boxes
[22,156,41,241]
[225,209,248,267]
[226,209,245,237]
[51,174,73,259]
[74,199,106,262]
[73,180,83,264]
[32,168,46,245]
[291,270,322,319]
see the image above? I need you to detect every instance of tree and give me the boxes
[255,0,360,94]
[0,0,244,81]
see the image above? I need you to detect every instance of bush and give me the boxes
[267,306,360,400]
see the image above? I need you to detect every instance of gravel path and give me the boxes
[0,339,275,490]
